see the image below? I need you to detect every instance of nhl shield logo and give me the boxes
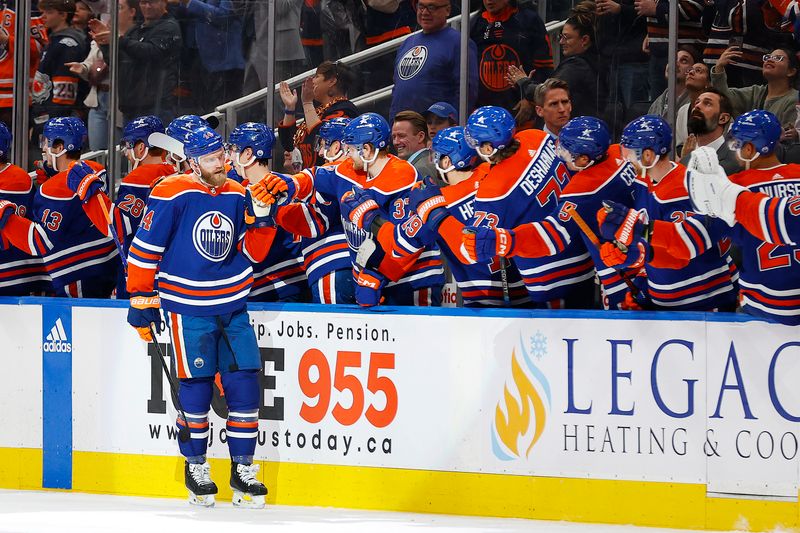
[192,211,234,262]
[397,46,428,80]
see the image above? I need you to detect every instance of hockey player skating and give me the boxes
[0,117,118,297]
[125,125,274,507]
[464,116,640,309]
[596,115,738,311]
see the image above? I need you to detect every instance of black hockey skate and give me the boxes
[230,462,268,509]
[184,461,218,507]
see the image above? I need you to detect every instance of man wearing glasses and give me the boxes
[711,47,799,141]
[388,0,477,120]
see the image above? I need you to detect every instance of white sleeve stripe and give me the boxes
[459,243,476,264]
[686,217,711,249]
[545,216,571,245]
[675,224,698,258]
[777,197,793,245]
[396,231,420,254]
[758,197,772,242]
[302,206,318,239]
[127,256,158,269]
[533,223,556,256]
[27,225,36,255]
[131,237,165,253]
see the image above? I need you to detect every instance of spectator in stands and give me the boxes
[675,62,710,148]
[72,0,93,34]
[388,0,477,119]
[678,88,739,174]
[93,0,182,124]
[510,3,605,120]
[362,0,417,93]
[637,0,707,99]
[595,0,649,108]
[711,47,799,137]
[425,102,458,139]
[170,0,245,112]
[278,61,358,168]
[648,45,699,119]
[391,110,438,180]
[470,0,553,111]
[0,18,41,130]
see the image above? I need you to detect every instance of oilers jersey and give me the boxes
[391,163,529,307]
[2,159,118,296]
[0,164,49,295]
[471,129,594,305]
[127,173,273,316]
[635,163,738,311]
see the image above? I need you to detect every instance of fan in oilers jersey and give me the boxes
[226,122,309,302]
[459,106,594,309]
[684,111,800,324]
[464,116,641,309]
[125,125,275,508]
[0,122,49,295]
[0,117,118,297]
[365,126,530,307]
[254,113,445,307]
[595,115,739,312]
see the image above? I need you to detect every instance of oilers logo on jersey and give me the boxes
[192,211,234,262]
[397,46,428,80]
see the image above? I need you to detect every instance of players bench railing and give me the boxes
[80,15,567,166]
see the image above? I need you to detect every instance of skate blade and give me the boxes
[188,492,216,507]
[232,491,265,509]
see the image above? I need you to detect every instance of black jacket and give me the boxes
[102,15,182,116]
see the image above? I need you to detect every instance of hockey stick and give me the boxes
[98,196,128,274]
[561,203,639,295]
[148,323,190,443]
[463,228,511,306]
[215,316,241,372]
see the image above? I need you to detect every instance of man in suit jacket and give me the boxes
[680,88,741,175]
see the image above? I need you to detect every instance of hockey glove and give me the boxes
[128,292,163,342]
[597,200,649,249]
[254,173,298,205]
[408,176,448,230]
[341,189,380,230]
[462,226,515,262]
[66,161,106,203]
[0,200,17,231]
[245,188,277,228]
[33,159,58,185]
[599,241,647,270]
[355,269,386,307]
[621,273,650,311]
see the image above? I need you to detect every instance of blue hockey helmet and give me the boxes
[183,125,224,160]
[0,121,11,159]
[228,122,275,160]
[432,127,478,176]
[620,115,672,157]
[728,110,782,156]
[557,116,611,165]
[166,115,209,140]
[43,116,87,152]
[122,115,165,148]
[464,106,515,159]
[342,113,390,150]
[319,117,351,143]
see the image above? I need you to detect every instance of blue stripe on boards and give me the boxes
[42,302,73,489]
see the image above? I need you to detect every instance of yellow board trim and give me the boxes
[0,448,796,531]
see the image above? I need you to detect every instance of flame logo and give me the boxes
[491,333,551,461]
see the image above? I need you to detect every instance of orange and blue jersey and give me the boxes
[127,173,274,316]
[0,164,49,295]
[1,160,118,295]
[472,129,593,304]
[636,163,738,311]
[727,164,800,324]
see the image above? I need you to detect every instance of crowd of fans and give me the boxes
[0,0,800,322]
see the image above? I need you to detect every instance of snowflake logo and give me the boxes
[529,331,547,359]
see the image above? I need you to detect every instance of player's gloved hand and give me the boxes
[0,200,17,231]
[686,148,744,227]
[600,241,647,270]
[408,176,448,230]
[597,200,649,249]
[254,173,297,205]
[33,159,58,185]
[66,161,106,203]
[355,268,386,307]
[341,188,380,230]
[127,292,162,342]
[244,188,277,228]
[621,273,650,311]
[462,226,515,262]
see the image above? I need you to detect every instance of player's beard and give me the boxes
[197,166,227,188]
